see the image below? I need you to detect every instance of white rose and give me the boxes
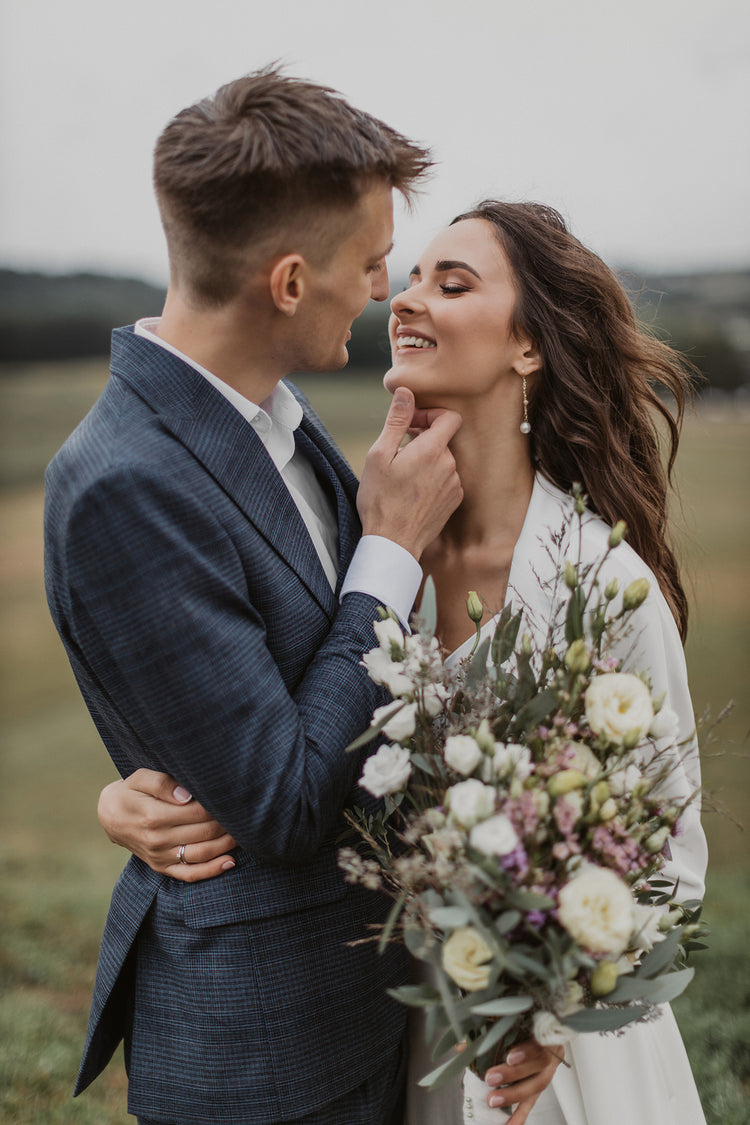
[649,705,679,742]
[565,741,601,779]
[374,617,405,655]
[446,778,496,829]
[557,866,635,956]
[371,701,418,742]
[444,734,483,776]
[605,755,642,797]
[631,902,669,953]
[469,813,520,857]
[441,926,494,991]
[532,1009,577,1046]
[585,673,654,745]
[361,648,413,698]
[359,743,412,798]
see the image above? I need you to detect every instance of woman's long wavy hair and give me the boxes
[452,201,696,641]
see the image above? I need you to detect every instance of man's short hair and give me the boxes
[154,65,432,305]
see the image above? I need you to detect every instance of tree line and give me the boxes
[1,267,748,391]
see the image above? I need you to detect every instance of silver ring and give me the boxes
[178,844,188,865]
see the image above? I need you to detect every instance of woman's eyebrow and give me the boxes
[435,259,482,279]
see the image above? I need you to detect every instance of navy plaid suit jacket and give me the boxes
[44,327,409,1123]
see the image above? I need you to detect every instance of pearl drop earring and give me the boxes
[520,374,531,435]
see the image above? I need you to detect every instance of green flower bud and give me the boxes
[658,908,684,932]
[622,728,643,751]
[590,780,611,808]
[599,797,618,821]
[565,638,590,675]
[622,577,650,612]
[590,960,619,996]
[547,769,588,796]
[604,578,619,601]
[466,590,484,624]
[474,718,496,756]
[645,825,671,854]
[520,632,533,657]
[608,520,627,548]
[563,561,579,590]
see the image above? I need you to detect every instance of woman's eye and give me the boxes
[440,284,470,295]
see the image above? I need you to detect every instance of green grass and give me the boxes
[1,362,748,1122]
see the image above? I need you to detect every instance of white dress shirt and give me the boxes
[134,319,421,625]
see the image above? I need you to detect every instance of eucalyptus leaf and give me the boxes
[515,689,559,730]
[465,637,492,692]
[638,926,684,979]
[470,996,534,1017]
[606,967,694,1006]
[416,576,437,638]
[491,607,522,667]
[429,906,471,930]
[561,1005,649,1032]
[388,984,440,1009]
[495,910,522,934]
[565,586,586,644]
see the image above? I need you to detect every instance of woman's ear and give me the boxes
[269,254,305,316]
[514,338,542,377]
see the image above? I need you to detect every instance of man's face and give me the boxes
[295,183,394,372]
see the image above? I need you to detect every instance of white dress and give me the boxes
[404,475,708,1125]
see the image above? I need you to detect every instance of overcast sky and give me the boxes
[1,0,748,284]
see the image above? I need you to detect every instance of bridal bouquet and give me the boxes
[338,500,707,1094]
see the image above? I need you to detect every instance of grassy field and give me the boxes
[1,360,748,1122]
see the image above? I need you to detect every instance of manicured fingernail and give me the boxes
[173,786,192,802]
[489,1093,506,1107]
[506,1049,525,1065]
[220,860,235,871]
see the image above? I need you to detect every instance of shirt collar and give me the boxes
[134,317,303,472]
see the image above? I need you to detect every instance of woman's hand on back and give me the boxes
[98,768,237,882]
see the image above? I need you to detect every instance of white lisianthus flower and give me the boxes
[421,682,449,717]
[557,866,636,956]
[565,741,601,779]
[532,1010,577,1046]
[444,734,483,776]
[446,778,496,829]
[359,743,412,798]
[441,926,494,991]
[371,701,418,741]
[631,902,669,953]
[360,648,413,698]
[469,813,520,857]
[482,742,533,783]
[373,616,404,656]
[649,705,679,742]
[585,673,654,745]
[605,755,642,797]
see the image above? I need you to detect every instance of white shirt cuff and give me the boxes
[339,535,422,629]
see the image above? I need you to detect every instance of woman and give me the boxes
[98,202,708,1123]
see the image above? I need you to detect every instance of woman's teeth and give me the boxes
[396,336,436,349]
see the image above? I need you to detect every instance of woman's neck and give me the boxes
[422,402,536,652]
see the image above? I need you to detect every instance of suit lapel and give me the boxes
[110,329,340,619]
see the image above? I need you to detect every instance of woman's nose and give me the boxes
[390,285,420,316]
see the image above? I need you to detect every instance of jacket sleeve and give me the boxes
[61,465,388,864]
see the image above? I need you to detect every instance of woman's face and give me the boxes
[385,218,534,407]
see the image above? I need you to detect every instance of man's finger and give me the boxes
[373,387,416,457]
[407,407,462,448]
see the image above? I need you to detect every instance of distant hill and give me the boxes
[0,269,166,362]
[1,266,748,389]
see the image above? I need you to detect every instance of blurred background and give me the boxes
[1,1,748,1121]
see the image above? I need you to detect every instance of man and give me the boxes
[45,67,462,1125]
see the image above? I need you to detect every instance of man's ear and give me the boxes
[269,253,306,316]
